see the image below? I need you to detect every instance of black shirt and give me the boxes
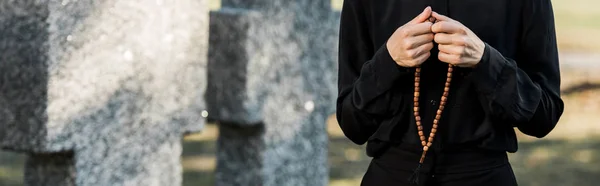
[336,0,564,157]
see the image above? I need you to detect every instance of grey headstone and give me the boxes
[0,0,208,185]
[206,1,340,185]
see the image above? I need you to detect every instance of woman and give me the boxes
[336,0,564,186]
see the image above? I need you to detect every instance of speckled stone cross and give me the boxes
[0,0,209,185]
[206,1,340,185]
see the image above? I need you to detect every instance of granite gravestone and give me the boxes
[0,0,208,185]
[206,0,340,185]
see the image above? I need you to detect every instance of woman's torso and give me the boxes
[361,0,523,154]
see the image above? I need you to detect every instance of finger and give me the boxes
[406,22,434,36]
[432,21,463,34]
[409,6,433,24]
[433,33,453,45]
[438,51,461,64]
[431,12,453,22]
[406,34,434,49]
[438,44,463,55]
[408,42,434,58]
[412,51,431,66]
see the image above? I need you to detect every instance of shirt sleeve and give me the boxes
[336,0,413,145]
[469,0,564,138]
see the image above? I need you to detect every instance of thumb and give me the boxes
[409,6,432,24]
[431,12,452,22]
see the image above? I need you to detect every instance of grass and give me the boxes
[2,0,600,185]
[552,0,600,53]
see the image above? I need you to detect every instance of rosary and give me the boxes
[408,16,454,185]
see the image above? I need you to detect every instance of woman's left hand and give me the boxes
[431,12,486,68]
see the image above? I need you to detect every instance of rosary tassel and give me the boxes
[408,163,422,185]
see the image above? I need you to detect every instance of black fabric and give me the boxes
[336,0,564,158]
[361,143,518,186]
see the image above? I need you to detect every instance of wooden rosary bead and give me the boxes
[412,64,453,166]
[428,17,437,23]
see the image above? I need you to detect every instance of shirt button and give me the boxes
[431,100,436,106]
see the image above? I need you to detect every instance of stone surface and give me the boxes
[206,1,340,185]
[0,0,208,185]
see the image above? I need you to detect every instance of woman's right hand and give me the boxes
[386,6,435,67]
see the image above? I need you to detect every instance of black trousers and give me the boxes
[361,144,519,186]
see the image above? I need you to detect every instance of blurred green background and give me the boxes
[2,0,600,185]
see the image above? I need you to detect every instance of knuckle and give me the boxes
[453,55,462,63]
[456,37,467,46]
[406,50,417,58]
[460,46,468,55]
[399,28,410,37]
[401,40,412,49]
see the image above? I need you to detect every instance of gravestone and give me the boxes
[206,0,340,185]
[0,0,208,185]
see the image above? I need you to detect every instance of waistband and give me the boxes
[373,143,509,174]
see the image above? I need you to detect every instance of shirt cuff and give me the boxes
[469,43,507,95]
[371,42,413,91]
